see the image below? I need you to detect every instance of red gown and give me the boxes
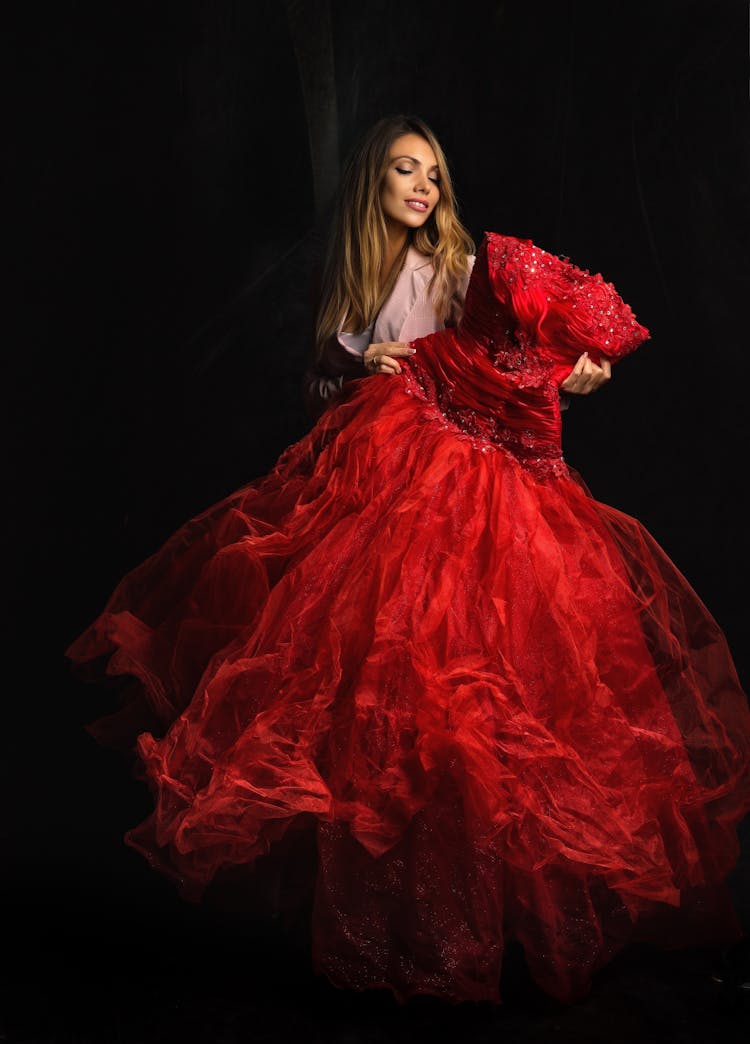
[66,233,750,1004]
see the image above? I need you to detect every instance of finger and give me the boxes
[589,370,607,390]
[365,344,413,370]
[587,362,612,391]
[370,356,401,375]
[562,369,596,394]
[579,360,600,392]
[563,358,611,394]
[380,342,417,358]
[561,352,589,390]
[561,368,586,392]
[559,373,578,392]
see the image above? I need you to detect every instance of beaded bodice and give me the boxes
[401,233,649,480]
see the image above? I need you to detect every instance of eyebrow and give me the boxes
[392,154,440,172]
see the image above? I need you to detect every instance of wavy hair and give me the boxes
[314,115,474,358]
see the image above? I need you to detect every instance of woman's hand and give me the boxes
[560,352,612,394]
[363,342,417,376]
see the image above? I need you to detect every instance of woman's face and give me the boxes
[380,133,441,234]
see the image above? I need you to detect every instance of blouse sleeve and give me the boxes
[486,234,650,387]
[302,327,374,421]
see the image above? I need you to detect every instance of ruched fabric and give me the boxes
[66,235,750,1004]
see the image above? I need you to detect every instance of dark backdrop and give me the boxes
[7,0,750,1026]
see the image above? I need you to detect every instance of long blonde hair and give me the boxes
[314,115,474,359]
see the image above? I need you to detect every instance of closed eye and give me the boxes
[395,166,440,186]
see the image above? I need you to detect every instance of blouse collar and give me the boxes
[403,244,432,272]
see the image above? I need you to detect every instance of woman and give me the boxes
[303,115,610,420]
[65,115,750,1006]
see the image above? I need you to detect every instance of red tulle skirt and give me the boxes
[66,372,750,1004]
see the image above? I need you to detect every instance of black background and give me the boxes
[6,1,750,1040]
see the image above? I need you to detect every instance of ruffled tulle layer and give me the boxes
[66,373,750,1003]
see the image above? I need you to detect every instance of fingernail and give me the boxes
[408,348,417,354]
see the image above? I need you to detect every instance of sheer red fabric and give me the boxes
[66,233,750,1004]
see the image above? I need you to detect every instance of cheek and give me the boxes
[381,179,400,214]
[382,174,398,202]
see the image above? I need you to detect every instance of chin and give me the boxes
[404,212,432,229]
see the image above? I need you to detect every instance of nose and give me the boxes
[413,171,431,194]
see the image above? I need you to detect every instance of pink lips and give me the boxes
[405,198,429,212]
